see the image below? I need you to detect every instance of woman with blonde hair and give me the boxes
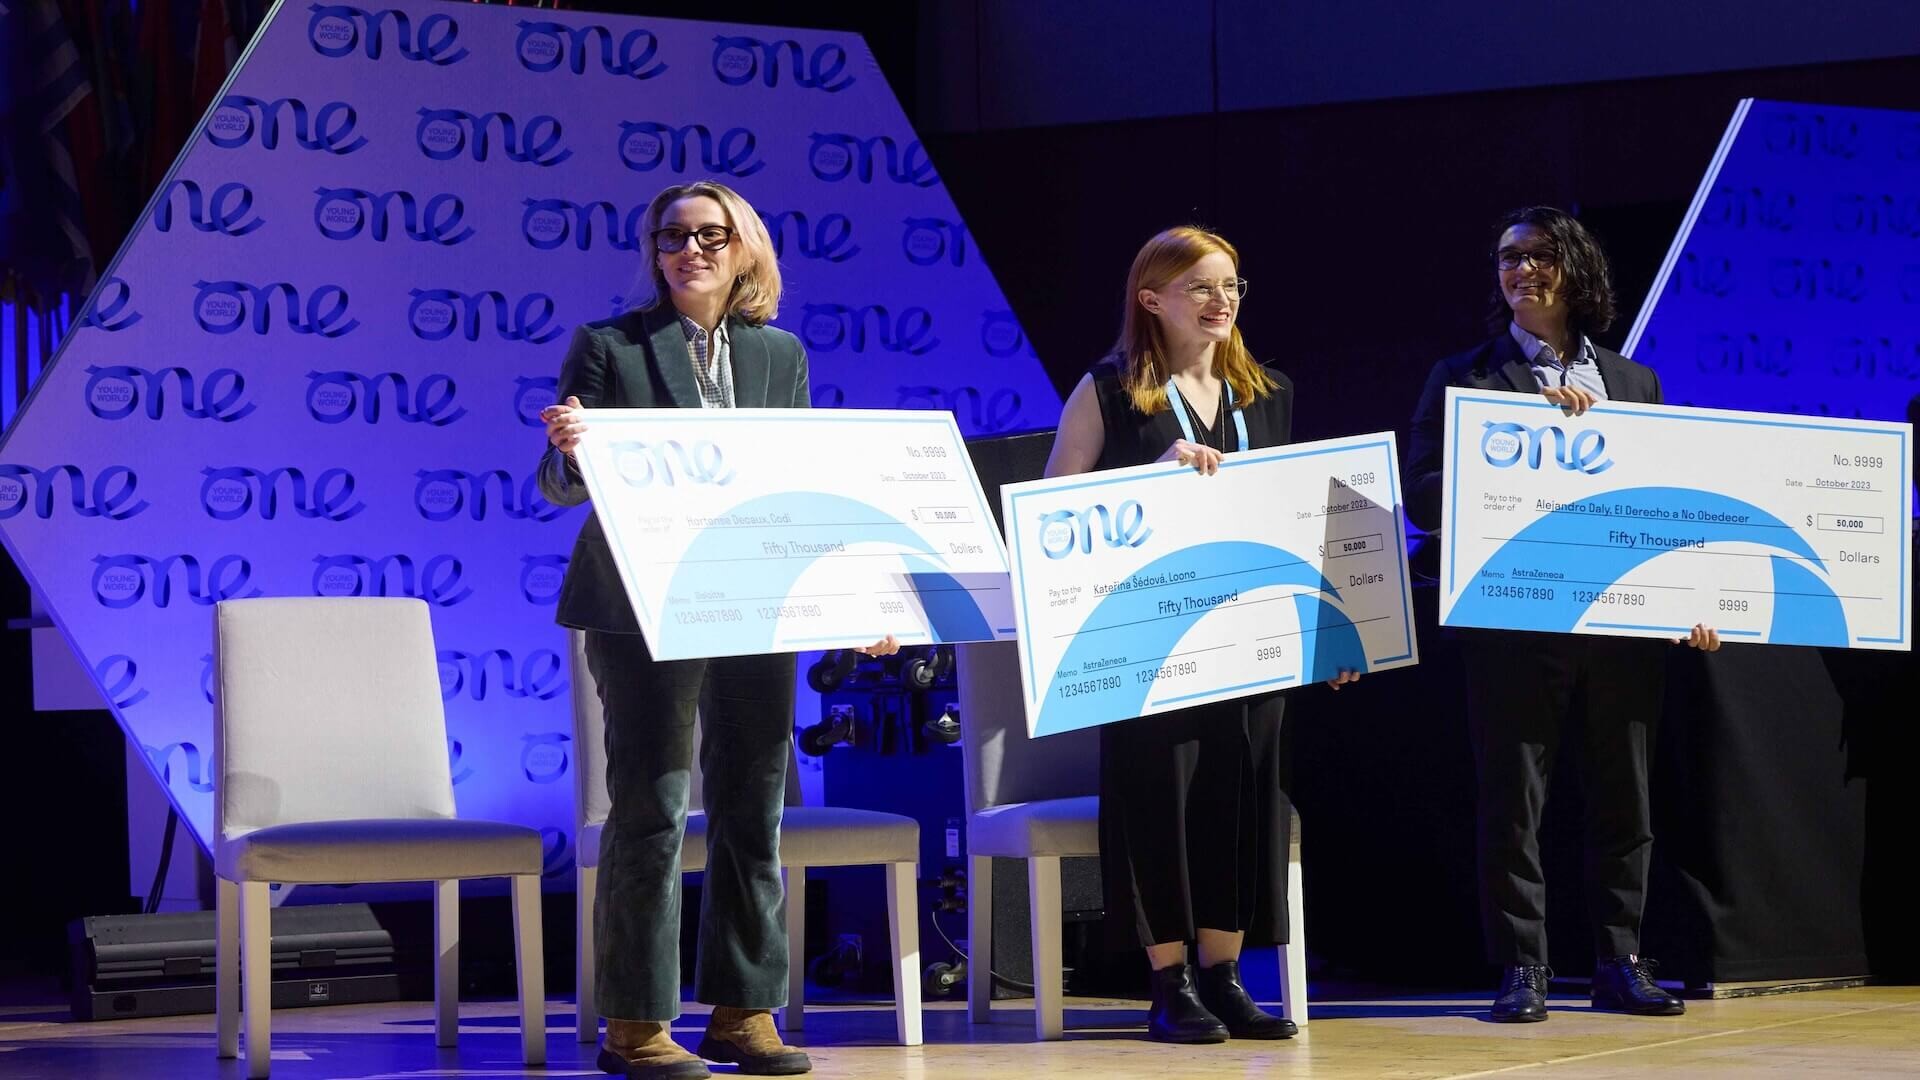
[1045,226,1353,1043]
[539,180,896,1079]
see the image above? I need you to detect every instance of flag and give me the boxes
[0,0,95,296]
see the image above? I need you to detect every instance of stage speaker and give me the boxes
[68,903,398,1021]
[986,855,1128,998]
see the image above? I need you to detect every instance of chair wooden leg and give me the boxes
[1280,810,1308,1028]
[1028,856,1063,1041]
[511,874,547,1066]
[215,877,239,1059]
[967,854,993,1024]
[434,879,459,1048]
[576,864,598,1043]
[778,867,805,1032]
[885,861,924,1046]
[239,880,272,1079]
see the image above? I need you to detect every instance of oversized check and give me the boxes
[1440,388,1913,649]
[1002,432,1419,738]
[572,408,1015,660]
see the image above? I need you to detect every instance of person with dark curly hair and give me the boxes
[1405,206,1719,1025]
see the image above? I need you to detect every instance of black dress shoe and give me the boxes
[1591,955,1685,1016]
[1491,964,1553,1023]
[1195,960,1297,1039]
[1146,963,1230,1044]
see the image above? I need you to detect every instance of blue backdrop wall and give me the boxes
[1631,99,1920,429]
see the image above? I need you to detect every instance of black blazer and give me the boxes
[1405,330,1661,534]
[537,303,810,633]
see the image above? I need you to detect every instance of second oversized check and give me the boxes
[572,408,1015,660]
[1002,432,1419,738]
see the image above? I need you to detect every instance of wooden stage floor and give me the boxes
[3,986,1918,1078]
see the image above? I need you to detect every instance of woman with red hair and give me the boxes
[1046,226,1354,1044]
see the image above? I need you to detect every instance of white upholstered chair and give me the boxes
[953,639,1308,1040]
[567,630,923,1046]
[211,597,547,1078]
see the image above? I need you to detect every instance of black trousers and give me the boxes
[585,630,796,1021]
[1098,694,1290,951]
[1461,631,1667,966]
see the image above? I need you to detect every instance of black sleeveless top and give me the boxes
[1087,356,1295,470]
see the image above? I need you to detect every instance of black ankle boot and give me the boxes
[1195,960,1297,1039]
[1146,963,1229,1044]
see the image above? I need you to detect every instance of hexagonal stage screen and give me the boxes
[0,0,1060,873]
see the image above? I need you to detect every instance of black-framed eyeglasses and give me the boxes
[653,225,735,253]
[1179,278,1249,303]
[1494,248,1559,271]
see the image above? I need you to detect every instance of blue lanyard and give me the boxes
[1164,375,1248,453]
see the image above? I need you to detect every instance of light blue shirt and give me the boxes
[1510,321,1607,402]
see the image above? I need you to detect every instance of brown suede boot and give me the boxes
[596,1018,711,1080]
[696,1007,812,1075]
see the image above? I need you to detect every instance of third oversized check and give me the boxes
[1002,432,1419,738]
[1440,388,1913,649]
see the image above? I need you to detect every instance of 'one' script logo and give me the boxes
[610,440,734,488]
[1038,501,1151,560]
[1480,421,1614,474]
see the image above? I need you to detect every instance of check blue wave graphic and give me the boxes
[898,556,995,643]
[1452,486,1847,644]
[1765,555,1848,646]
[658,491,990,654]
[1035,540,1367,737]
